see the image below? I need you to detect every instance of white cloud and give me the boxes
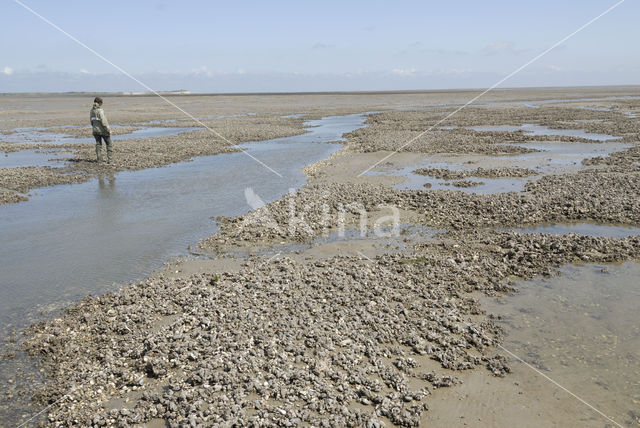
[482,41,530,56]
[547,64,563,72]
[446,68,473,75]
[391,68,416,76]
[483,41,514,55]
[79,69,90,74]
[312,43,335,50]
[2,66,14,76]
[391,68,474,77]
[191,65,213,76]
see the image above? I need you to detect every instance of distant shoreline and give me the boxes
[2,84,640,97]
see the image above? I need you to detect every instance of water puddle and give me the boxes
[0,124,199,146]
[511,223,640,238]
[0,149,69,169]
[487,95,640,109]
[140,112,256,125]
[370,127,631,194]
[395,95,640,115]
[213,217,444,260]
[506,140,632,169]
[304,224,443,257]
[0,114,267,167]
[465,123,621,141]
[0,125,200,168]
[582,106,637,119]
[371,161,527,194]
[480,262,640,427]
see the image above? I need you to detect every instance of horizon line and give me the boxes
[2,83,640,98]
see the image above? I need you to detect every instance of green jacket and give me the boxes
[90,103,111,136]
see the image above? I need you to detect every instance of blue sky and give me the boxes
[1,0,638,92]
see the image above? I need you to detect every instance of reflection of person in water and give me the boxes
[97,173,116,195]
[97,173,118,229]
[90,97,112,163]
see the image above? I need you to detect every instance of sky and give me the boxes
[1,0,638,93]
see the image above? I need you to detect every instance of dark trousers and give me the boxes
[94,134,112,162]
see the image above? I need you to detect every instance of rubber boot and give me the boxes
[105,137,113,164]
[96,143,103,163]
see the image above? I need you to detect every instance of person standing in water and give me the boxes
[90,97,112,163]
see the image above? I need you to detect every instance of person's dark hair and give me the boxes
[94,97,103,105]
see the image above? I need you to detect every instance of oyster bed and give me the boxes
[3,88,640,426]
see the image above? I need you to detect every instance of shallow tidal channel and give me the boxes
[0,113,366,334]
[0,113,366,423]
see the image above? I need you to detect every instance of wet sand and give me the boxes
[2,87,640,427]
[476,262,640,427]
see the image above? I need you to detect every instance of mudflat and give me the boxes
[2,87,640,427]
